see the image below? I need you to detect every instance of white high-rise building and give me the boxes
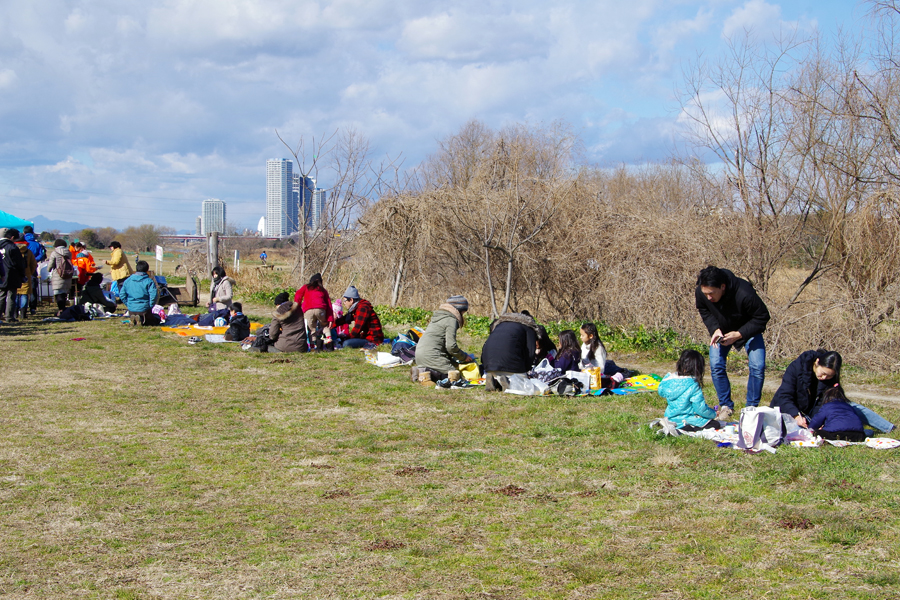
[266,159,294,237]
[201,199,226,235]
[311,188,327,229]
[195,216,202,236]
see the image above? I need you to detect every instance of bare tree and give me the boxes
[276,128,394,284]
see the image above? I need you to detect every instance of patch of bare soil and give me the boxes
[492,484,526,497]
[322,489,351,499]
[394,466,430,476]
[365,539,406,551]
[778,517,813,530]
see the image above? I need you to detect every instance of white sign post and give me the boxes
[234,249,240,273]
[155,245,164,274]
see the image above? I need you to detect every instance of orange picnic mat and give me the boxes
[161,323,262,337]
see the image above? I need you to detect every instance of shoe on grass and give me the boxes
[716,406,734,421]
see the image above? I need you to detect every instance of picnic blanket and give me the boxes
[648,418,899,453]
[161,323,262,337]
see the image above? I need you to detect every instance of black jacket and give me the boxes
[225,313,251,342]
[78,284,117,312]
[481,313,538,373]
[695,269,770,350]
[0,238,25,290]
[769,350,837,418]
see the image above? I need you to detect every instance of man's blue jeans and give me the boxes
[709,335,765,410]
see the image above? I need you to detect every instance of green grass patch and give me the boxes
[0,307,898,598]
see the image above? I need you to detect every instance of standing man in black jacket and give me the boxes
[0,228,26,323]
[695,266,770,420]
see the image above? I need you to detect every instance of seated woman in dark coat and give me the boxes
[769,349,894,433]
[77,273,117,313]
[481,312,539,391]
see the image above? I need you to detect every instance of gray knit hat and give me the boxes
[343,285,360,300]
[447,295,469,312]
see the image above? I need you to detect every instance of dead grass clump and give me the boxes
[493,485,526,497]
[650,447,682,468]
[394,466,431,476]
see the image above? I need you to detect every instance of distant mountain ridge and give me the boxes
[29,215,193,235]
[29,215,94,233]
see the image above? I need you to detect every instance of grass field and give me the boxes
[2,308,899,599]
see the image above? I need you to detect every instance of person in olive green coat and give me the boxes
[412,295,472,380]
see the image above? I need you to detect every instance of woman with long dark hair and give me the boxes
[770,349,894,433]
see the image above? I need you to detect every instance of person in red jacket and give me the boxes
[333,285,383,348]
[293,273,335,350]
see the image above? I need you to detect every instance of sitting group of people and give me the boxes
[658,347,895,441]
[251,274,384,353]
[410,296,612,392]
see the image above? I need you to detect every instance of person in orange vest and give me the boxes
[71,242,98,290]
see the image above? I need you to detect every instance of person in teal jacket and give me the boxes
[658,349,719,430]
[119,260,159,326]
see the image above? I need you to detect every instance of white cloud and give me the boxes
[0,68,17,89]
[722,0,789,39]
[0,0,864,230]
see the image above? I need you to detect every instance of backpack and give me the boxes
[251,325,272,350]
[55,253,74,279]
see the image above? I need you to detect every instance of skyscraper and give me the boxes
[195,216,202,236]
[311,188,327,229]
[266,159,293,237]
[296,174,315,230]
[201,199,226,235]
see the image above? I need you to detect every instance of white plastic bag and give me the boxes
[504,374,537,395]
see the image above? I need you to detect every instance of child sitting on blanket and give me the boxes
[658,349,720,431]
[552,330,581,372]
[808,387,866,442]
[224,302,251,342]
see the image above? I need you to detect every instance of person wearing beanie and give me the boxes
[48,239,74,312]
[334,286,383,348]
[412,295,474,383]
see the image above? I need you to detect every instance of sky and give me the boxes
[0,0,869,231]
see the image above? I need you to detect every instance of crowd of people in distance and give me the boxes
[1,230,896,440]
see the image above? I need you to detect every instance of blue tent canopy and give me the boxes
[0,210,34,230]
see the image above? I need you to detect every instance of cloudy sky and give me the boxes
[0,0,864,231]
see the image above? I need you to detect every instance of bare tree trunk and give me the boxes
[500,254,514,315]
[391,256,405,307]
[207,232,219,274]
[484,246,499,318]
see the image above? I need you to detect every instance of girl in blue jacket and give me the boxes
[658,350,720,430]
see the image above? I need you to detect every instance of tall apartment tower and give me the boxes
[311,188,327,229]
[195,216,202,236]
[266,159,294,237]
[201,199,226,235]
